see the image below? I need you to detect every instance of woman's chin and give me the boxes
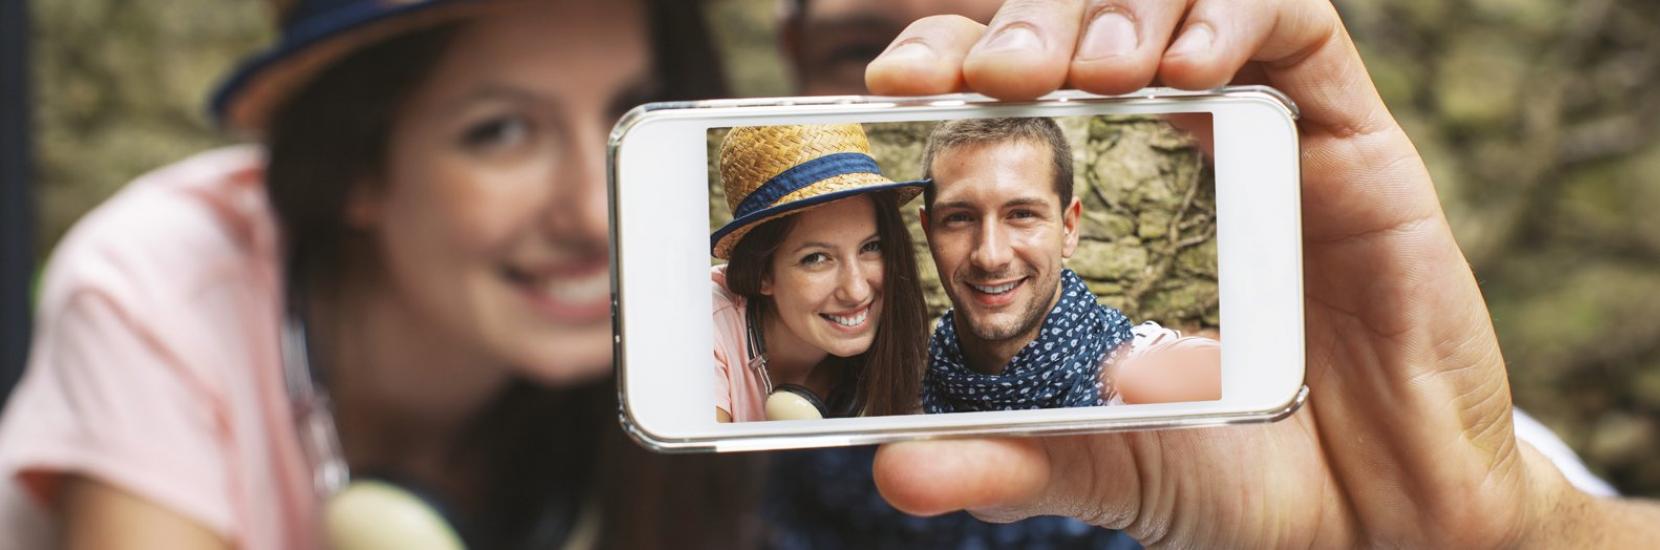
[515,353,613,386]
[498,330,614,386]
[822,336,877,359]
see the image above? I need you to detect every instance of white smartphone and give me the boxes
[609,86,1305,452]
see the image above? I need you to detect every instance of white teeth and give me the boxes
[970,281,1018,294]
[824,308,868,327]
[540,271,610,303]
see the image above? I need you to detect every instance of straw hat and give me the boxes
[711,124,926,259]
[209,0,502,136]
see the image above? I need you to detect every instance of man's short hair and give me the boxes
[921,117,1073,210]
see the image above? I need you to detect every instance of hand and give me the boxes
[864,1,1618,546]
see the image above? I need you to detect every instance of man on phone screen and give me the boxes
[916,117,1217,413]
[922,118,1128,412]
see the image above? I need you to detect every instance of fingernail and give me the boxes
[1167,23,1214,58]
[1076,11,1138,60]
[981,24,1043,53]
[883,41,936,63]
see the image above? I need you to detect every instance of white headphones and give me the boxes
[745,300,830,421]
[281,284,592,549]
[280,309,470,550]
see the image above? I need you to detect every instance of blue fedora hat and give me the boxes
[209,0,495,136]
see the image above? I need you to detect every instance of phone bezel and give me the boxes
[609,87,1305,453]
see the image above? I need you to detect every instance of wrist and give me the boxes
[1513,440,1599,549]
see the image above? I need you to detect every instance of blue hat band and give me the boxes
[732,152,882,219]
[284,0,380,28]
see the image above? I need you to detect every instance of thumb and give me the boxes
[872,439,1051,519]
[876,433,1155,528]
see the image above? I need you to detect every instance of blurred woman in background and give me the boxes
[0,0,755,548]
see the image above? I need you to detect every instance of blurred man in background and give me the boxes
[763,2,1149,548]
[780,0,1002,95]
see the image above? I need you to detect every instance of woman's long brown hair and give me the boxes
[264,1,760,548]
[724,191,929,417]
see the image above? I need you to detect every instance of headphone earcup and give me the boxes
[766,384,828,421]
[325,479,467,550]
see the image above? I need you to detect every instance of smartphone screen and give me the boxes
[705,114,1221,424]
[612,88,1304,451]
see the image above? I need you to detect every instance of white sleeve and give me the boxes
[1512,408,1618,497]
[1121,324,1617,497]
[1127,321,1218,355]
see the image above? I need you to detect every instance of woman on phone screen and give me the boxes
[711,124,929,423]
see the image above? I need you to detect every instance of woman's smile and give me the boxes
[502,259,611,321]
[820,303,872,331]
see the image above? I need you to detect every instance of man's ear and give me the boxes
[917,206,933,244]
[1061,196,1082,258]
[344,177,385,230]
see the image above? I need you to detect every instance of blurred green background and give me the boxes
[27,0,1660,496]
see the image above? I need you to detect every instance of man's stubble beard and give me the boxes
[951,266,1062,344]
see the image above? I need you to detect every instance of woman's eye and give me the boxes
[461,115,532,150]
[800,252,829,266]
[860,240,882,254]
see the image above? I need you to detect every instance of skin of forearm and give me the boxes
[1566,493,1660,547]
[1515,442,1660,548]
[57,476,228,550]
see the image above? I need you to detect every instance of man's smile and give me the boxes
[965,276,1028,306]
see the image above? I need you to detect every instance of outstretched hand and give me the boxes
[864,1,1644,546]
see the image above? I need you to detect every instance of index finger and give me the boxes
[1158,0,1392,138]
[866,15,986,96]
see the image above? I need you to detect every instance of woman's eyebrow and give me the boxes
[791,241,834,254]
[442,83,553,113]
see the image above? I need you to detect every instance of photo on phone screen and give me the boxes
[705,114,1221,423]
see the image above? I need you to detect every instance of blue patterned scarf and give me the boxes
[923,269,1134,413]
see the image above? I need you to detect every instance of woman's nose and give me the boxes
[834,260,874,304]
[542,127,609,245]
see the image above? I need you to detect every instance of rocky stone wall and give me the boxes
[32,0,268,253]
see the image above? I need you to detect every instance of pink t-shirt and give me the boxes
[0,146,316,548]
[711,266,769,423]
